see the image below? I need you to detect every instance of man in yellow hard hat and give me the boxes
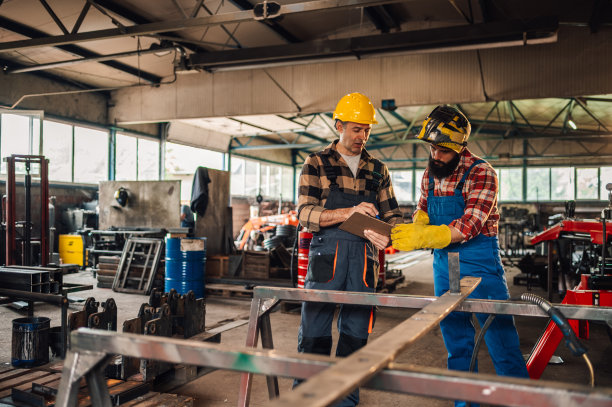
[391,105,529,407]
[295,92,403,406]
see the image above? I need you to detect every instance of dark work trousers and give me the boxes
[295,182,379,407]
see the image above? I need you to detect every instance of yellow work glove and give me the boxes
[412,210,430,225]
[391,223,451,252]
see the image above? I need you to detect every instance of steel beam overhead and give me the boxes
[0,15,161,84]
[268,276,481,406]
[187,17,558,70]
[6,46,178,74]
[93,0,208,54]
[0,0,420,52]
[228,0,300,43]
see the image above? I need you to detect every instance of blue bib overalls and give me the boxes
[296,155,380,406]
[428,161,529,407]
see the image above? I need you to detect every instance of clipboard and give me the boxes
[338,212,392,239]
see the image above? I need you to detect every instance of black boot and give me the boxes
[299,335,333,355]
[294,336,332,389]
[336,332,368,357]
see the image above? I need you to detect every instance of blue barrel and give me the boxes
[12,317,50,368]
[165,237,206,298]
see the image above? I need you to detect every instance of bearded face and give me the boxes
[428,148,461,179]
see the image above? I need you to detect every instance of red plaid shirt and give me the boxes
[416,148,499,241]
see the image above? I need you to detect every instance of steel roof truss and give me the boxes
[575,98,609,132]
[39,0,69,34]
[72,2,92,34]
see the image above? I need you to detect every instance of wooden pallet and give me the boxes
[0,364,192,406]
[205,283,254,299]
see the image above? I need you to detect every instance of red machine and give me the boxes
[527,210,612,378]
[234,211,299,251]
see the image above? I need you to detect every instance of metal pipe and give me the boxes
[252,286,612,321]
[0,288,66,304]
[6,156,17,265]
[24,162,31,266]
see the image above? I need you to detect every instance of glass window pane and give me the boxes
[391,170,413,203]
[73,126,108,184]
[551,167,574,200]
[164,142,224,201]
[526,168,550,201]
[1,114,31,173]
[269,166,280,198]
[260,164,270,196]
[115,133,137,181]
[281,167,293,200]
[137,138,159,180]
[245,160,259,196]
[415,169,425,203]
[43,120,72,182]
[601,167,612,201]
[231,157,246,196]
[576,168,598,200]
[32,118,40,155]
[499,168,523,202]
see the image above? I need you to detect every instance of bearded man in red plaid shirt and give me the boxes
[392,105,529,407]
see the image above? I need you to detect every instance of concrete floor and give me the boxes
[1,253,611,406]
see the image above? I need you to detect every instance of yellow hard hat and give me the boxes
[333,92,378,125]
[417,105,471,153]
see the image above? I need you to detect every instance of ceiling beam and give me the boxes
[228,0,300,43]
[364,6,400,34]
[0,0,433,52]
[186,17,558,71]
[0,16,162,84]
[92,0,208,53]
[6,45,177,74]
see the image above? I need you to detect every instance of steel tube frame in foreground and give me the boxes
[56,328,612,407]
[237,284,612,406]
[252,286,612,321]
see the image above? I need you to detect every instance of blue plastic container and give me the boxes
[165,237,206,298]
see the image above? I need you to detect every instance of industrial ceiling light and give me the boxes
[567,117,577,130]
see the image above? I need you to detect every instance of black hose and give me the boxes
[521,292,594,386]
[469,314,496,373]
[521,293,587,357]
[465,314,496,407]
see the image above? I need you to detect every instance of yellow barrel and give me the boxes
[59,234,86,266]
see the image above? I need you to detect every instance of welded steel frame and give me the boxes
[235,286,612,406]
[54,252,612,407]
[55,314,612,407]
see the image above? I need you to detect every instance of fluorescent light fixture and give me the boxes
[568,118,577,130]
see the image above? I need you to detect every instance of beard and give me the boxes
[428,152,461,179]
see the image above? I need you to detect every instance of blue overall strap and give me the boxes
[320,153,339,187]
[364,159,383,195]
[455,159,485,192]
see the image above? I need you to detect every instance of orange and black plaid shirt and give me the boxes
[298,140,403,232]
[416,148,500,241]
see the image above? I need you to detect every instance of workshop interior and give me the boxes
[0,0,611,406]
